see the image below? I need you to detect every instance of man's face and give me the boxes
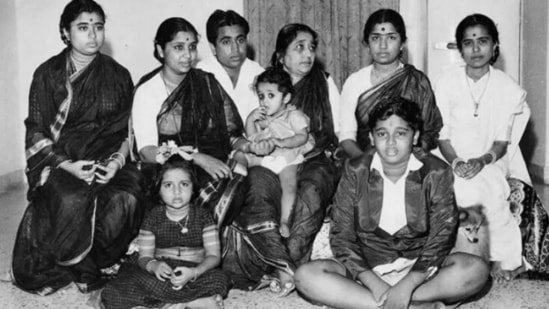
[212,25,247,70]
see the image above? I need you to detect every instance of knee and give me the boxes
[450,253,490,292]
[294,260,332,292]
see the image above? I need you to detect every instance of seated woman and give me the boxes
[339,9,442,158]
[12,0,144,295]
[130,17,248,223]
[102,158,228,309]
[434,14,530,280]
[295,97,489,309]
[222,23,340,296]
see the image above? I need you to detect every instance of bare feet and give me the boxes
[279,223,290,238]
[491,261,526,281]
[276,269,295,297]
[186,295,224,309]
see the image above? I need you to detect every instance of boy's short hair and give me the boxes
[254,67,294,97]
[368,97,423,132]
[206,9,249,45]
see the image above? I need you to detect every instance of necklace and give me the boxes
[465,70,490,117]
[176,216,189,234]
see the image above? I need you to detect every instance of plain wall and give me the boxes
[0,0,242,192]
[522,0,549,182]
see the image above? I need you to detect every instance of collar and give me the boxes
[371,152,423,180]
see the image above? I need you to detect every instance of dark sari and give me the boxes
[12,49,145,295]
[223,64,340,289]
[355,64,442,152]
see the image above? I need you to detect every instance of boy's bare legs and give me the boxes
[278,165,298,238]
[295,253,489,309]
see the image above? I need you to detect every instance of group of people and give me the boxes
[8,0,546,308]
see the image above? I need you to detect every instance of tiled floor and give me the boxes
[1,183,549,308]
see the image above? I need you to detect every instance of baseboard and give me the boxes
[528,163,549,184]
[0,169,25,194]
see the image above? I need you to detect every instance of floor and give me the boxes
[0,183,548,309]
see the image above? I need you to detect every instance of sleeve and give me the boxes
[288,110,310,132]
[330,160,370,279]
[432,72,452,141]
[132,81,161,151]
[138,211,157,259]
[338,74,361,142]
[417,74,443,151]
[412,166,459,272]
[326,76,341,136]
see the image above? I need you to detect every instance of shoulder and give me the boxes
[345,66,372,84]
[432,64,464,88]
[135,70,162,95]
[346,151,374,174]
[196,57,218,71]
[98,53,131,77]
[33,50,67,79]
[243,58,265,74]
[143,205,165,226]
[490,67,525,93]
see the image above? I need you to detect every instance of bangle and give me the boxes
[109,152,126,167]
[145,259,157,272]
[487,150,497,165]
[190,268,198,282]
[451,157,465,170]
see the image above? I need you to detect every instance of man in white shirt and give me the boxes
[197,10,264,121]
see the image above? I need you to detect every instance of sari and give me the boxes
[355,64,442,152]
[12,49,145,295]
[223,64,340,289]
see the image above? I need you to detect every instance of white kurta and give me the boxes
[434,64,529,270]
[196,57,264,121]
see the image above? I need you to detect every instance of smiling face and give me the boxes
[157,31,197,78]
[367,22,403,66]
[280,31,316,83]
[460,25,495,71]
[257,82,291,116]
[369,114,418,168]
[212,25,247,70]
[63,11,105,57]
[159,168,194,209]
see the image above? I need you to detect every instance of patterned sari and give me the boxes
[12,49,145,295]
[355,64,442,152]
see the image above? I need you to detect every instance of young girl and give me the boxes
[101,157,229,309]
[295,97,489,309]
[434,14,530,280]
[237,68,314,238]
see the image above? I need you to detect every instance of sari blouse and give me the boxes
[24,49,133,191]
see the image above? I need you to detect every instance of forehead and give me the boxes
[373,114,410,129]
[257,82,280,92]
[290,31,314,45]
[370,22,398,35]
[71,11,104,25]
[162,168,191,181]
[463,25,491,39]
[217,25,246,39]
[171,31,197,43]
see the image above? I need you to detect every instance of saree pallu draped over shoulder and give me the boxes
[13,49,145,295]
[355,64,442,152]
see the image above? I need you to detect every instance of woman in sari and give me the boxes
[434,14,535,281]
[222,23,340,296]
[339,9,442,158]
[12,0,144,295]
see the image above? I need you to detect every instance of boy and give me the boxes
[295,97,489,309]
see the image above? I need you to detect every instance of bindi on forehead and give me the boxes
[381,27,385,31]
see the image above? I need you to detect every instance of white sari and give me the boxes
[434,64,529,270]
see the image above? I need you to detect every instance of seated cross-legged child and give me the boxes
[294,97,489,309]
[101,157,229,309]
[235,68,315,238]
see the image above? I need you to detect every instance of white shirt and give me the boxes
[132,73,167,152]
[371,152,423,235]
[196,57,264,121]
[324,75,342,137]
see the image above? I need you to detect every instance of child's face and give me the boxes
[257,82,291,116]
[369,114,419,167]
[460,25,495,70]
[159,168,193,209]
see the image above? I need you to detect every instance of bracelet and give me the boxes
[190,268,198,282]
[145,259,157,273]
[109,152,126,167]
[487,150,497,165]
[451,157,466,170]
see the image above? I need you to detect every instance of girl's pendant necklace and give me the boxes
[176,216,189,234]
[465,69,490,117]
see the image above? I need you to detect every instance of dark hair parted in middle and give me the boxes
[270,23,319,68]
[455,13,500,64]
[206,9,249,44]
[254,67,294,97]
[368,97,423,132]
[362,8,407,44]
[59,0,105,45]
[153,17,199,63]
